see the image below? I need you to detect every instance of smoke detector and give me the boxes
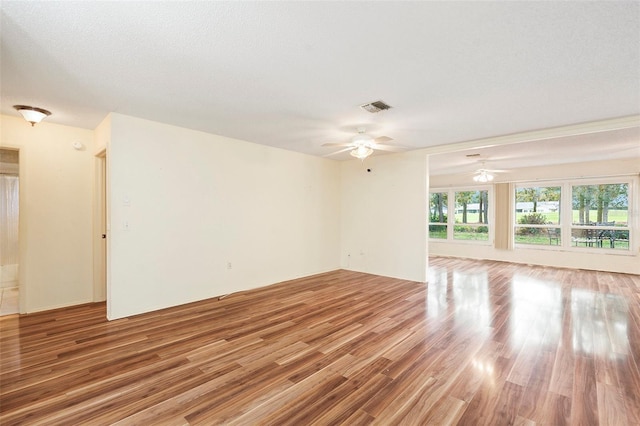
[360,100,392,113]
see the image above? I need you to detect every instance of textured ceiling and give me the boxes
[1,1,639,163]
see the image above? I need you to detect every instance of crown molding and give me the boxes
[422,115,640,156]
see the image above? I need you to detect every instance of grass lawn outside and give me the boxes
[453,210,628,225]
[454,232,489,241]
[430,229,630,250]
[513,209,628,225]
[514,235,552,245]
[430,209,629,249]
[428,225,490,241]
[515,235,629,249]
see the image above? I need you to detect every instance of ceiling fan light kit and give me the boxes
[322,104,403,160]
[473,170,494,183]
[350,145,374,160]
[13,105,52,126]
[348,128,375,160]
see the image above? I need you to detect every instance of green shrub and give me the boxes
[518,213,547,235]
[518,213,547,225]
[453,225,487,234]
[430,213,447,223]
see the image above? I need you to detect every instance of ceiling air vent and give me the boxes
[360,100,392,113]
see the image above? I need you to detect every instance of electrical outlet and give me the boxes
[227,262,232,270]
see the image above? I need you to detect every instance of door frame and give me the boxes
[93,149,107,303]
[0,145,25,313]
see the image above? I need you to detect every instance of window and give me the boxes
[454,190,489,241]
[570,183,629,250]
[514,179,632,252]
[429,192,448,239]
[429,188,491,243]
[514,185,561,246]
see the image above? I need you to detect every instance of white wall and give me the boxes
[107,114,341,319]
[0,115,95,313]
[430,158,640,274]
[4,109,634,317]
[340,151,429,282]
[94,115,110,153]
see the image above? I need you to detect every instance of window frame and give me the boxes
[513,183,563,248]
[428,191,449,240]
[513,176,635,255]
[429,186,493,245]
[569,180,631,252]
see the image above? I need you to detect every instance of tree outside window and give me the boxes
[429,188,491,243]
[429,192,448,239]
[572,184,627,225]
[513,180,631,251]
[571,183,629,250]
[514,186,561,246]
[454,190,489,241]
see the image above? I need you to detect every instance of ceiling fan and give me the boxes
[470,161,510,182]
[322,128,405,160]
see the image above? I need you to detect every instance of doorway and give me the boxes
[93,151,107,303]
[0,149,20,315]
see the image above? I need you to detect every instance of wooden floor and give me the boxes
[1,257,639,425]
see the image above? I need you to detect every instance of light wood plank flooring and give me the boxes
[0,287,19,316]
[1,257,639,425]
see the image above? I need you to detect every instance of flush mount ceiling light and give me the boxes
[13,105,52,126]
[473,170,494,183]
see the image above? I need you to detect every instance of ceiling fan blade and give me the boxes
[471,168,511,175]
[478,168,510,173]
[323,147,353,157]
[374,136,394,143]
[322,142,353,148]
[372,144,406,152]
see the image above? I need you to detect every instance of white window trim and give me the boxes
[429,186,494,245]
[513,176,636,255]
[513,181,563,251]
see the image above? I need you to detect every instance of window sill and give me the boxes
[515,243,635,256]
[429,239,492,246]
